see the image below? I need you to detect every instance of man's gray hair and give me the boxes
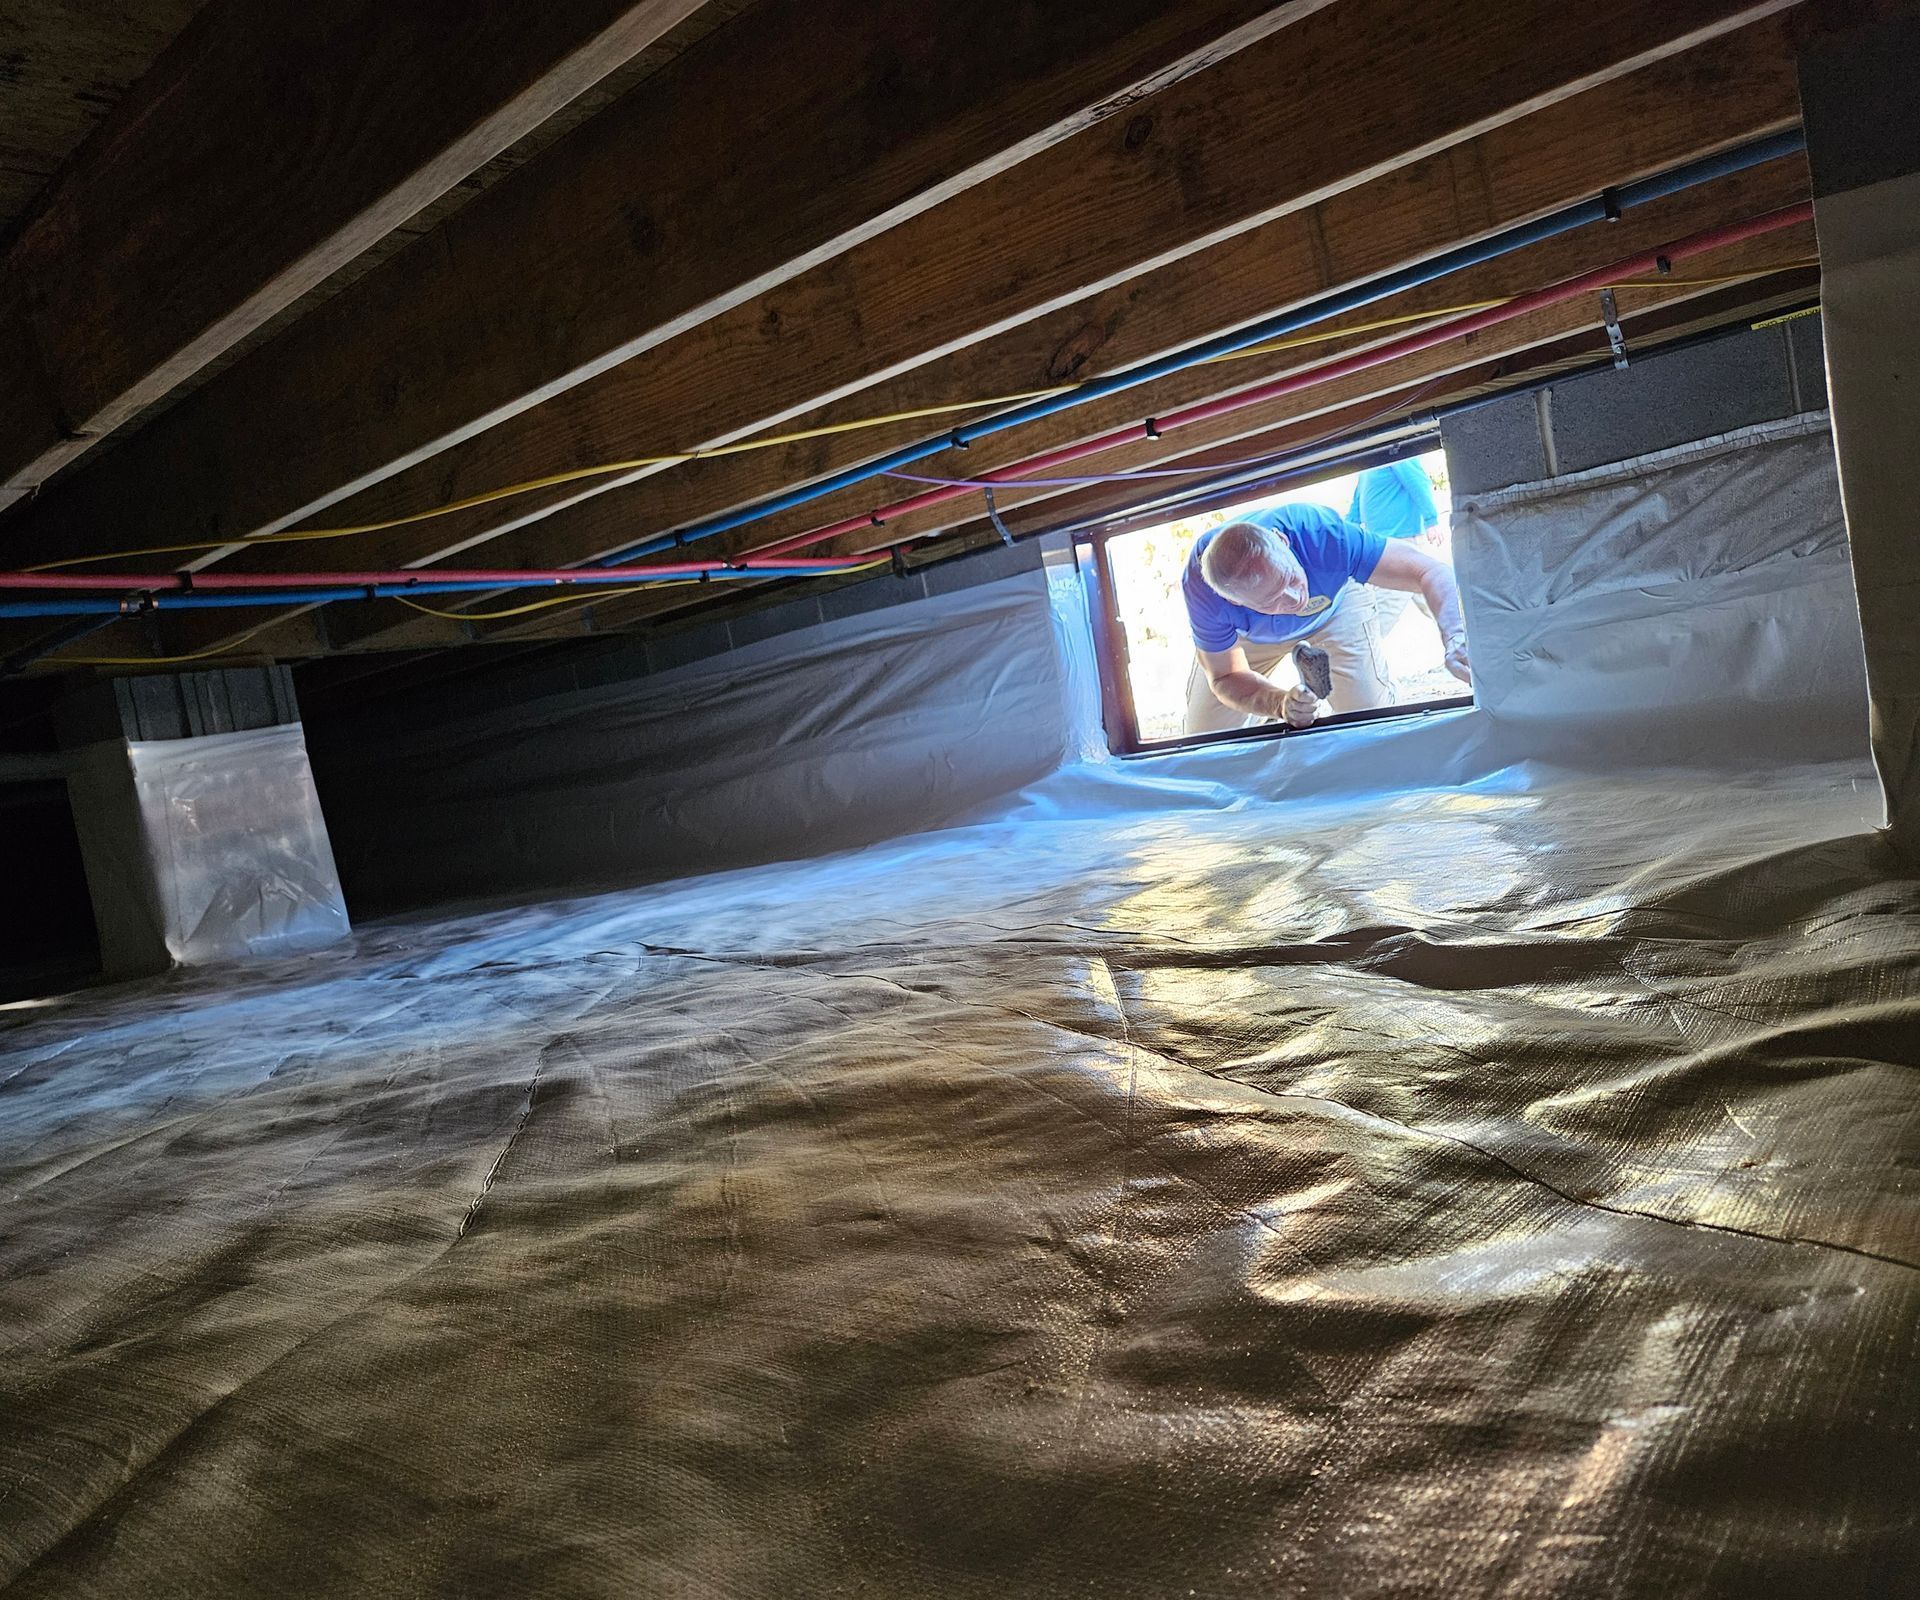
[1201,520,1296,604]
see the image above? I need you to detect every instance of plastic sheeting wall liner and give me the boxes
[1450,411,1873,777]
[313,570,1085,913]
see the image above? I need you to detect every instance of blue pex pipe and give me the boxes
[602,128,1808,567]
[0,568,854,620]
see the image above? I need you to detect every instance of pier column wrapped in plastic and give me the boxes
[58,670,349,976]
[1801,9,1920,859]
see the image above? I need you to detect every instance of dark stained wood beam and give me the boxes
[0,0,717,508]
[1,0,1327,558]
[186,0,1806,602]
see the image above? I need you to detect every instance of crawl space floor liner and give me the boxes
[1,756,1916,1597]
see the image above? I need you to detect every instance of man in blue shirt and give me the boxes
[1181,501,1469,734]
[1349,458,1442,547]
[1348,459,1444,639]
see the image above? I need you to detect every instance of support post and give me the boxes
[1800,10,1920,858]
[54,667,349,978]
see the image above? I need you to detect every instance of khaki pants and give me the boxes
[1183,590,1394,735]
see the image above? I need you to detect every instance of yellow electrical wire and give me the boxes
[23,394,1071,572]
[31,261,1816,579]
[393,581,705,622]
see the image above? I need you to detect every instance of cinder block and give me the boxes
[1548,329,1796,476]
[726,596,826,649]
[126,677,189,741]
[223,669,277,732]
[57,666,301,747]
[921,537,1043,595]
[1440,391,1548,496]
[817,572,925,622]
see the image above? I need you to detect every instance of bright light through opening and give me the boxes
[1103,448,1460,744]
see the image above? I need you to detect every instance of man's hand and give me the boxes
[1444,633,1471,684]
[1281,685,1320,728]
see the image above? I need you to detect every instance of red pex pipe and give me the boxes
[0,556,866,593]
[745,202,1815,561]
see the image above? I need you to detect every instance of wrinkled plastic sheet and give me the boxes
[1453,415,1871,768]
[0,755,1915,1597]
[65,726,350,972]
[4,423,1917,1595]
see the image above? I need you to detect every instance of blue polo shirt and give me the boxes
[1183,505,1386,652]
[1348,460,1439,543]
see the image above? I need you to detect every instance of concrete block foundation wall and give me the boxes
[1443,315,1826,495]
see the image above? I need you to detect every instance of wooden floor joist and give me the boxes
[0,0,1324,567]
[173,0,1801,590]
[0,0,1836,677]
[705,179,1814,559]
[62,2,1810,667]
[231,226,1812,660]
[310,155,1809,655]
[475,275,1819,654]
[305,10,1813,603]
[0,0,716,508]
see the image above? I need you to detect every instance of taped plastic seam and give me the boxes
[1452,413,1873,771]
[126,726,349,965]
[1043,538,1110,765]
[317,570,1078,911]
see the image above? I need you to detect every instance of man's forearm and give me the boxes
[1210,670,1291,719]
[1421,567,1465,645]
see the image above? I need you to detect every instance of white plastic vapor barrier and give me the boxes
[68,725,350,972]
[319,567,1086,912]
[6,412,1913,1595]
[1452,415,1872,771]
[316,421,1881,914]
